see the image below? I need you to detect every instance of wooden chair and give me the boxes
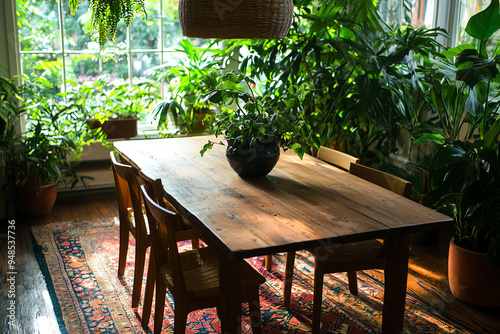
[110,151,151,308]
[283,162,412,333]
[316,145,360,171]
[264,146,359,271]
[138,170,202,327]
[140,183,266,334]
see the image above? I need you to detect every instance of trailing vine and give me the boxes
[68,0,146,46]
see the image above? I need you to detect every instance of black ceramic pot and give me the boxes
[225,139,280,178]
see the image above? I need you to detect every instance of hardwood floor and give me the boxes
[0,189,118,334]
[1,188,499,333]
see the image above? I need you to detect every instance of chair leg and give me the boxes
[347,271,358,295]
[154,278,167,334]
[312,261,324,334]
[191,238,200,249]
[283,251,296,308]
[118,224,130,277]
[265,254,273,271]
[173,305,188,334]
[141,254,155,328]
[132,241,147,308]
[248,288,262,334]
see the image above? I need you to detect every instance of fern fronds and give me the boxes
[68,0,146,46]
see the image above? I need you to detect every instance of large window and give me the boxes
[377,0,436,28]
[16,0,184,107]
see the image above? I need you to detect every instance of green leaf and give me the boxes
[413,133,445,146]
[432,144,467,169]
[485,117,500,147]
[200,141,214,157]
[464,87,482,117]
[455,49,499,87]
[465,0,500,42]
[440,44,475,59]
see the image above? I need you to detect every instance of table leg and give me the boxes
[219,256,242,334]
[382,232,410,334]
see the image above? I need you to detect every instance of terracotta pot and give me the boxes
[88,118,138,139]
[448,237,500,307]
[192,112,214,132]
[15,176,58,216]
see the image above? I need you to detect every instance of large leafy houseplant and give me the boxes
[415,0,500,268]
[147,40,223,135]
[220,0,448,165]
[2,73,105,215]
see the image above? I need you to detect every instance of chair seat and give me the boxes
[307,239,384,263]
[159,247,266,299]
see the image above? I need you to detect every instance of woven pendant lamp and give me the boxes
[179,0,294,39]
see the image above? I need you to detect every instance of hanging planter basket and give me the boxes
[179,0,294,39]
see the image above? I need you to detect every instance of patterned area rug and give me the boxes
[31,219,472,333]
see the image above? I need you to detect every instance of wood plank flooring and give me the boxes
[1,189,499,333]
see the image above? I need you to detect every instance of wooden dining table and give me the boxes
[114,135,453,334]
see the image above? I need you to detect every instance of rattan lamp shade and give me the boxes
[179,0,294,39]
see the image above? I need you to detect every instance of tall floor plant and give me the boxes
[220,0,446,164]
[414,0,500,267]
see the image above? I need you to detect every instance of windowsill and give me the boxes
[62,126,211,192]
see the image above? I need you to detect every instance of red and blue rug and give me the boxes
[31,219,472,333]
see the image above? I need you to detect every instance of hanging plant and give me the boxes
[68,0,146,46]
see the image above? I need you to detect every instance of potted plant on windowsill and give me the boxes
[200,72,311,178]
[72,75,158,139]
[147,40,223,135]
[414,0,500,307]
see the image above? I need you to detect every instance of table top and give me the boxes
[114,135,453,259]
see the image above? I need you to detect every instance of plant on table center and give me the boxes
[200,72,310,158]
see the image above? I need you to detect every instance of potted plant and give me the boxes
[147,40,223,135]
[72,75,158,139]
[200,72,311,178]
[2,73,104,216]
[414,0,500,307]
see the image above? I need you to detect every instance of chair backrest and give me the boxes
[139,170,167,209]
[317,146,359,171]
[141,184,187,296]
[139,170,189,233]
[349,162,412,198]
[110,152,133,222]
[110,151,148,236]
